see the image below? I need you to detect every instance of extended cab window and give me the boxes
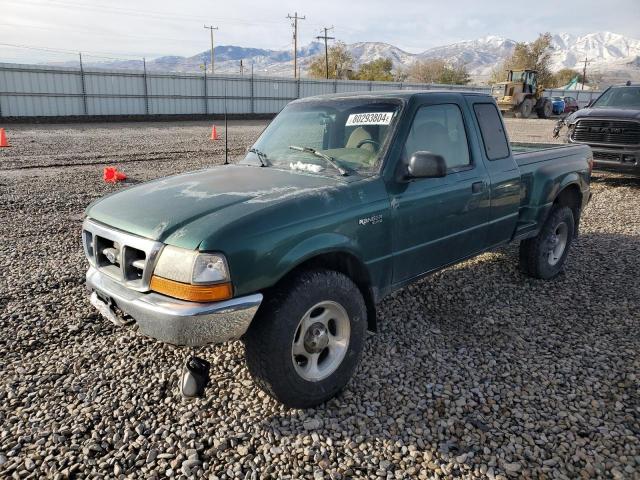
[404,104,470,170]
[474,103,510,160]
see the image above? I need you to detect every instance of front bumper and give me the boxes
[86,267,262,347]
[590,148,640,176]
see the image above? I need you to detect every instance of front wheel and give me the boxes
[519,205,575,279]
[244,269,367,408]
[515,98,533,118]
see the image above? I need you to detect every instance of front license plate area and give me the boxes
[90,291,129,326]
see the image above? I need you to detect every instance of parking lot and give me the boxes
[1,118,639,479]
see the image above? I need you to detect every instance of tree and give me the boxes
[490,33,555,87]
[551,68,583,88]
[405,59,470,85]
[355,58,394,81]
[307,42,355,79]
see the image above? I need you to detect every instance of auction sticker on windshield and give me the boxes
[346,112,394,126]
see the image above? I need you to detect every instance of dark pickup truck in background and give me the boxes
[83,91,592,407]
[561,82,640,176]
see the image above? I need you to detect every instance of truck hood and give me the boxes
[87,164,346,247]
[568,107,640,123]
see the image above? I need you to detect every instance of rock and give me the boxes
[24,458,36,471]
[146,449,158,464]
[303,419,322,430]
[237,446,250,456]
[503,462,521,474]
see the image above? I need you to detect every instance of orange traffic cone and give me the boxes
[0,128,9,147]
[103,166,127,183]
[210,125,219,140]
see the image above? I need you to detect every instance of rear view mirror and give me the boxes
[407,151,447,178]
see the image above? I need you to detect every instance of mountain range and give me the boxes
[62,31,640,85]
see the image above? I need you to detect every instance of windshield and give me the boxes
[591,86,640,109]
[241,98,402,176]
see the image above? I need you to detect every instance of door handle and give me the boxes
[471,181,485,193]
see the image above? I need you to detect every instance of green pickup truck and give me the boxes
[83,91,592,408]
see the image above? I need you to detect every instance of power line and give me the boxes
[286,12,305,79]
[0,22,203,46]
[204,25,219,74]
[7,0,340,30]
[316,27,335,79]
[0,42,145,61]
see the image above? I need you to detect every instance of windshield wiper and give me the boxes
[289,145,350,176]
[247,147,270,167]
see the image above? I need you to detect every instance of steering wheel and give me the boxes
[356,139,380,149]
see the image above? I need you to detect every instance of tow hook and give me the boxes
[180,354,210,399]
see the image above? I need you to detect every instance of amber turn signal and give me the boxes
[150,276,233,302]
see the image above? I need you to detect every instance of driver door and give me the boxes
[389,100,491,283]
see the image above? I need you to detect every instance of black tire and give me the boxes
[244,269,367,408]
[536,99,553,119]
[519,205,575,279]
[515,98,533,118]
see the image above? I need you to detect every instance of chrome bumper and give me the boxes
[86,267,262,347]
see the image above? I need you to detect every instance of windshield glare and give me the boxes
[592,86,640,109]
[242,99,402,175]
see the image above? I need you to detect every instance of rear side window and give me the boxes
[473,103,510,160]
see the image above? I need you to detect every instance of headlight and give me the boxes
[151,246,232,302]
[192,254,228,284]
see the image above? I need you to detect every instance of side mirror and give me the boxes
[407,151,447,178]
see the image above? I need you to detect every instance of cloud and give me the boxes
[1,0,638,62]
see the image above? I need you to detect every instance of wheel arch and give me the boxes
[271,250,378,333]
[553,182,583,236]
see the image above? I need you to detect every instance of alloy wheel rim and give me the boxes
[292,301,350,382]
[548,222,569,266]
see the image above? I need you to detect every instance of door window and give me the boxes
[404,104,471,170]
[473,103,510,160]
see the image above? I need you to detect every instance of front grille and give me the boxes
[82,219,163,291]
[571,119,640,146]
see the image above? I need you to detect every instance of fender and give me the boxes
[274,232,365,283]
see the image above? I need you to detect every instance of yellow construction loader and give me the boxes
[491,69,553,119]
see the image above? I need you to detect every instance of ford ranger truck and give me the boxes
[83,91,592,408]
[563,82,640,176]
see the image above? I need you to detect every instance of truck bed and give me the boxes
[509,142,592,240]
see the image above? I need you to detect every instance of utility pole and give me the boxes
[581,57,590,90]
[286,12,305,78]
[204,25,219,74]
[316,26,335,79]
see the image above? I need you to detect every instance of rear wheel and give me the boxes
[515,98,533,118]
[519,205,575,279]
[244,269,367,408]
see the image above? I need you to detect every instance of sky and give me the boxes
[1,0,639,63]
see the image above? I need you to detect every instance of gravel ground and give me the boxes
[1,119,639,479]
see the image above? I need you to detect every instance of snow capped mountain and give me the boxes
[548,32,640,71]
[418,36,517,76]
[57,31,640,84]
[346,42,417,67]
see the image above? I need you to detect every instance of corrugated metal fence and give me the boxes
[0,62,491,118]
[0,62,603,118]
